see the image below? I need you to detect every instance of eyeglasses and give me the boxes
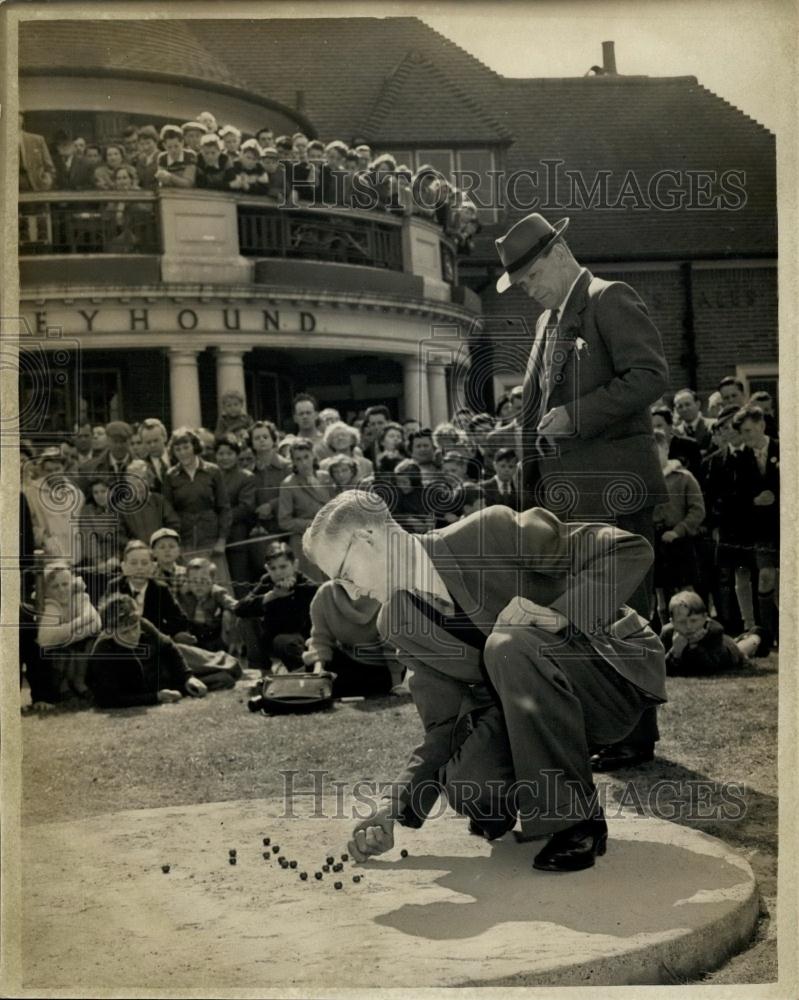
[334,534,357,585]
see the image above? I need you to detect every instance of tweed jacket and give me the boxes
[521,270,669,517]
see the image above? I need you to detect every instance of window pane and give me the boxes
[456,149,496,222]
[416,149,454,178]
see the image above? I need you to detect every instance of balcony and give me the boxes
[18,190,473,308]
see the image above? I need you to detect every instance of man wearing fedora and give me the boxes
[494,212,669,771]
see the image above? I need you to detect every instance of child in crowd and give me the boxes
[327,454,359,494]
[234,542,317,672]
[661,591,765,675]
[106,539,195,642]
[481,447,521,510]
[34,562,101,705]
[88,595,207,709]
[226,139,271,194]
[652,427,706,621]
[214,388,254,438]
[150,527,188,598]
[302,580,402,697]
[178,557,238,652]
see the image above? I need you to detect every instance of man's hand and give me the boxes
[212,539,226,555]
[256,501,274,519]
[495,596,568,633]
[157,689,182,703]
[661,530,679,544]
[537,406,573,436]
[348,808,395,862]
[754,490,775,507]
[185,677,208,698]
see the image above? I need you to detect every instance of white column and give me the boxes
[403,355,431,426]
[216,347,248,409]
[168,348,202,428]
[427,355,450,429]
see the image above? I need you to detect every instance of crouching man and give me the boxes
[303,493,666,872]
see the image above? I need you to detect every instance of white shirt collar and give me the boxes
[403,533,454,612]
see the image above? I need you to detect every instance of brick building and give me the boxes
[17,17,777,432]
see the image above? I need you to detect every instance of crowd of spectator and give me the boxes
[19,112,482,253]
[18,373,778,713]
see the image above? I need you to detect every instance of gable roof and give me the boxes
[470,74,776,260]
[186,17,505,141]
[360,50,511,144]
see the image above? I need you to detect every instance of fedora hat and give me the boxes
[495,213,569,293]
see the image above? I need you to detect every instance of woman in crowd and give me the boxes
[93,144,127,190]
[246,420,291,578]
[374,421,407,473]
[214,434,257,596]
[162,426,231,583]
[119,459,181,544]
[378,457,434,534]
[319,421,373,482]
[77,476,124,606]
[277,438,332,581]
[34,562,101,706]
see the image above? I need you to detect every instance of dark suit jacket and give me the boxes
[53,152,95,191]
[521,270,669,517]
[106,576,190,637]
[378,505,666,823]
[735,438,779,544]
[676,416,716,456]
[480,475,521,511]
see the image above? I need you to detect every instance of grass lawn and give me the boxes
[20,656,778,984]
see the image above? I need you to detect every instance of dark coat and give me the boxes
[735,438,779,545]
[162,459,232,550]
[480,475,521,511]
[105,576,190,638]
[521,270,669,517]
[221,467,257,544]
[235,572,317,646]
[88,619,193,707]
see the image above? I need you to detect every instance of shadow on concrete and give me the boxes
[372,836,750,941]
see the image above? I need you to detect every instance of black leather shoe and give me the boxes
[532,810,608,872]
[589,743,654,772]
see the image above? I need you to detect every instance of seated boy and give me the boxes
[178,557,238,652]
[661,591,764,676]
[214,388,254,438]
[150,527,188,598]
[105,539,195,643]
[88,595,207,708]
[302,580,402,697]
[234,541,317,672]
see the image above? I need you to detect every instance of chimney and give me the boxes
[602,41,617,75]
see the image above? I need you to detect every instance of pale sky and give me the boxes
[421,0,793,135]
[238,0,794,137]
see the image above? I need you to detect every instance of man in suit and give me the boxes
[650,406,704,482]
[673,389,716,456]
[481,447,521,511]
[19,113,55,191]
[494,212,669,771]
[51,130,95,191]
[85,421,134,493]
[304,493,666,872]
[139,417,171,494]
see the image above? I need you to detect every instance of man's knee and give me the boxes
[484,626,555,677]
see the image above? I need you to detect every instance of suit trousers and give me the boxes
[483,623,656,837]
[615,507,660,747]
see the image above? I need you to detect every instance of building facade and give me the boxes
[17,17,778,435]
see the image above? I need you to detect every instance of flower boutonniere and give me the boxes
[575,336,590,358]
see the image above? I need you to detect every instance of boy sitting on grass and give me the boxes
[88,595,207,708]
[178,556,239,653]
[661,590,765,676]
[150,527,188,599]
[234,541,317,672]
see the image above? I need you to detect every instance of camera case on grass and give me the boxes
[248,669,337,715]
